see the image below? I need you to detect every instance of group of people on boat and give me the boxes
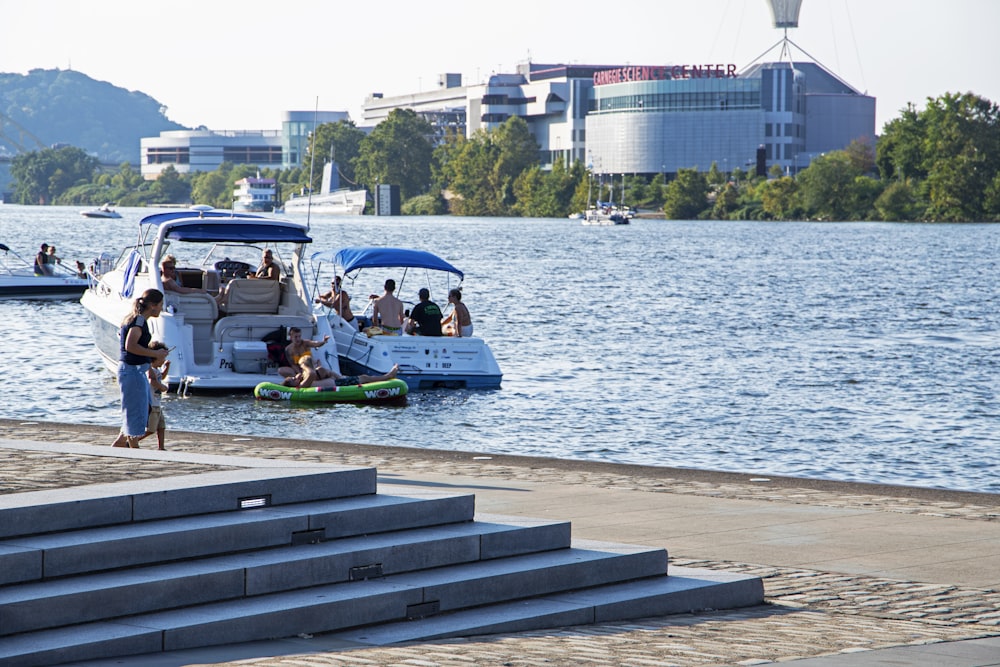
[317,277,473,338]
[159,248,281,304]
[34,242,87,278]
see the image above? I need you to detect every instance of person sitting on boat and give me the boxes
[34,243,51,276]
[283,364,400,389]
[248,249,280,280]
[315,275,358,331]
[441,288,473,337]
[372,279,405,335]
[405,288,443,336]
[160,255,224,304]
[46,244,63,269]
[278,327,334,388]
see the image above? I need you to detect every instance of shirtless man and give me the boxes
[442,288,474,337]
[278,327,332,388]
[372,279,404,335]
[249,249,280,280]
[315,275,357,330]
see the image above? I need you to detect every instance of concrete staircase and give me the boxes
[0,464,763,667]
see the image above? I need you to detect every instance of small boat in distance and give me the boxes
[284,162,366,216]
[579,172,630,225]
[0,242,88,300]
[80,203,121,219]
[233,175,281,213]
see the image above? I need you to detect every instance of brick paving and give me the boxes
[2,418,999,666]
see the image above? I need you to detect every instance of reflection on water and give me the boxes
[2,205,998,492]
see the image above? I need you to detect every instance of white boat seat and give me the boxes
[202,269,221,293]
[165,292,218,364]
[166,291,218,321]
[214,315,315,344]
[219,278,280,315]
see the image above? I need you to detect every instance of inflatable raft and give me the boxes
[253,379,408,404]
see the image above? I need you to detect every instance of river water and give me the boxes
[1,205,997,493]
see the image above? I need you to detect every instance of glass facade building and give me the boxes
[362,60,875,179]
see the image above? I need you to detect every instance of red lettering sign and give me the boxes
[593,64,739,86]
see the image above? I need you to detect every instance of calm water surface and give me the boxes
[1,205,997,493]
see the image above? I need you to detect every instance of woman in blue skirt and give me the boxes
[111,289,169,448]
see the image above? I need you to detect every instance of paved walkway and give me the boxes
[2,418,999,667]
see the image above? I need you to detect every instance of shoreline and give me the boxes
[3,417,997,508]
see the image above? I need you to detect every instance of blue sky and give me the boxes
[3,0,997,133]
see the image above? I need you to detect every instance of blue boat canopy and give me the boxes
[136,209,312,243]
[139,209,269,226]
[313,246,463,280]
[164,223,311,243]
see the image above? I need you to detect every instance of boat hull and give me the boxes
[0,276,88,300]
[253,379,408,404]
[328,317,502,390]
[283,189,366,216]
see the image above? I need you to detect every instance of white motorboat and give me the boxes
[81,207,335,392]
[0,243,88,300]
[80,203,122,219]
[309,246,502,390]
[283,162,366,216]
[582,204,628,225]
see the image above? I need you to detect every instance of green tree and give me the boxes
[796,151,861,220]
[190,168,231,208]
[706,161,725,188]
[152,165,190,204]
[759,176,799,220]
[845,137,877,175]
[877,92,1000,220]
[402,193,447,215]
[877,103,927,182]
[445,117,540,216]
[303,120,365,192]
[711,182,740,219]
[663,168,709,219]
[846,175,883,220]
[10,145,99,204]
[354,109,434,201]
[874,180,920,221]
[111,163,144,191]
[984,171,1000,220]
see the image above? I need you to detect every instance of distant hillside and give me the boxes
[0,68,187,164]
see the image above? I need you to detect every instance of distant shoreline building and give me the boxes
[359,0,873,178]
[361,57,874,179]
[139,2,875,182]
[140,111,348,180]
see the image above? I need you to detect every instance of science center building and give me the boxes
[362,57,874,179]
[362,1,874,178]
[140,5,872,181]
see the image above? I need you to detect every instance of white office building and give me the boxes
[140,111,349,179]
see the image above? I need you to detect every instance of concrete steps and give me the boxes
[0,464,764,667]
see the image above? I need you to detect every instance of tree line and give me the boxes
[9,92,1000,222]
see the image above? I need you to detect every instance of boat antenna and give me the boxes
[305,97,319,231]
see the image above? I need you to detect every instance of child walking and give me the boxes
[144,341,170,450]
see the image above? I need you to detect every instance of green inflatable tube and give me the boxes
[254,379,408,404]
